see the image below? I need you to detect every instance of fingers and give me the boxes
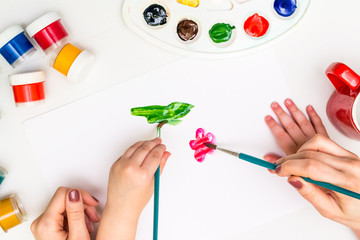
[271,102,307,144]
[160,151,171,174]
[66,189,90,240]
[130,138,162,165]
[298,135,358,159]
[264,153,281,173]
[284,99,316,137]
[287,176,343,220]
[141,144,167,173]
[265,115,298,155]
[123,141,145,158]
[306,105,329,137]
[43,187,68,218]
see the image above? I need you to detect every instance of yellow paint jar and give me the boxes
[0,195,27,234]
[52,43,95,82]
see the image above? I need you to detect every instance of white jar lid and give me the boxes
[26,12,61,38]
[0,25,24,49]
[9,71,46,86]
[68,50,95,82]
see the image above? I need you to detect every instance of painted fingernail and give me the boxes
[69,189,80,202]
[289,180,303,189]
[285,98,293,105]
[265,115,272,122]
[275,165,281,174]
[92,195,99,203]
[271,102,279,109]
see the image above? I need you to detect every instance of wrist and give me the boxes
[103,201,141,223]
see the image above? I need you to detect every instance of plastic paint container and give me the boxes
[52,43,95,82]
[9,71,46,107]
[0,25,35,67]
[0,167,7,186]
[0,195,27,235]
[26,12,70,53]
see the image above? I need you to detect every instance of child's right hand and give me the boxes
[264,98,328,163]
[97,138,171,240]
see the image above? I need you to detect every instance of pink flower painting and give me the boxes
[189,128,216,163]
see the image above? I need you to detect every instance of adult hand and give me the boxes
[97,138,171,240]
[275,135,360,232]
[31,187,100,240]
[264,99,328,166]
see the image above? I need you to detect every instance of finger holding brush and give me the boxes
[275,135,360,236]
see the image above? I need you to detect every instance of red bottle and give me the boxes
[326,62,360,140]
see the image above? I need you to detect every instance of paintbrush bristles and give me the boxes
[204,142,217,150]
[157,120,168,129]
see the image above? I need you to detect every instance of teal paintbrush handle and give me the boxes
[153,167,160,240]
[238,153,360,200]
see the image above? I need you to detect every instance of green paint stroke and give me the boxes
[209,23,235,43]
[131,102,194,125]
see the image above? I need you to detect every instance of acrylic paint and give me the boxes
[177,0,199,8]
[9,71,46,107]
[52,43,95,82]
[177,19,198,41]
[209,23,235,43]
[244,14,269,37]
[189,128,216,162]
[131,102,194,125]
[143,4,168,26]
[274,0,297,17]
[0,167,7,186]
[26,12,70,53]
[0,25,35,67]
[0,195,27,235]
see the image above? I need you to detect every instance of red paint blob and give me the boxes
[33,20,69,52]
[12,83,45,103]
[244,13,269,38]
[189,128,216,163]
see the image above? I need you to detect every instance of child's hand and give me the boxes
[264,99,328,164]
[31,187,99,240]
[274,135,360,234]
[97,138,171,240]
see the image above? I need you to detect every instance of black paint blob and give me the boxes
[143,4,168,26]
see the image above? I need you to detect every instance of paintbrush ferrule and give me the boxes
[216,147,240,157]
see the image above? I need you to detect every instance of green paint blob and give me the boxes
[209,23,236,43]
[131,102,194,125]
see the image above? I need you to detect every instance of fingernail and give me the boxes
[271,102,279,109]
[307,105,314,111]
[275,165,281,174]
[92,195,99,203]
[265,115,272,122]
[69,189,80,202]
[285,99,293,105]
[289,180,303,189]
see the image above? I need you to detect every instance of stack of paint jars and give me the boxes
[0,12,95,107]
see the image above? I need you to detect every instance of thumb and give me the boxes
[287,176,343,219]
[66,189,90,240]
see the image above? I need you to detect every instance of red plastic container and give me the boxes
[26,12,70,53]
[326,63,360,140]
[9,71,46,107]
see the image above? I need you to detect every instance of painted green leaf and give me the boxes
[131,102,194,125]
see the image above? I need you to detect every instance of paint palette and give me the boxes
[122,0,310,57]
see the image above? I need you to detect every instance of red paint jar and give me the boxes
[9,71,46,107]
[26,12,70,53]
[326,63,360,140]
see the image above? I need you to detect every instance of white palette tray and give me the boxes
[122,0,310,57]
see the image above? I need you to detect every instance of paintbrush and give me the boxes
[153,120,167,240]
[205,143,360,200]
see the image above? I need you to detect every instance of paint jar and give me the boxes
[26,12,70,53]
[0,167,7,186]
[0,195,27,235]
[0,25,35,68]
[51,43,95,82]
[9,71,46,107]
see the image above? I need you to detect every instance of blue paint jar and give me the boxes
[0,25,35,67]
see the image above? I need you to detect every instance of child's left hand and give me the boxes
[264,98,328,165]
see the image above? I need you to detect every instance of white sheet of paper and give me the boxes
[24,50,307,240]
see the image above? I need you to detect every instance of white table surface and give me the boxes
[0,0,359,239]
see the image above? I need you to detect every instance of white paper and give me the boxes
[24,50,307,240]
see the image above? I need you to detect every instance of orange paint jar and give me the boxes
[0,195,27,234]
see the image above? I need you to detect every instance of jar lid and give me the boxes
[9,71,46,86]
[68,50,95,82]
[0,25,24,49]
[26,12,61,38]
